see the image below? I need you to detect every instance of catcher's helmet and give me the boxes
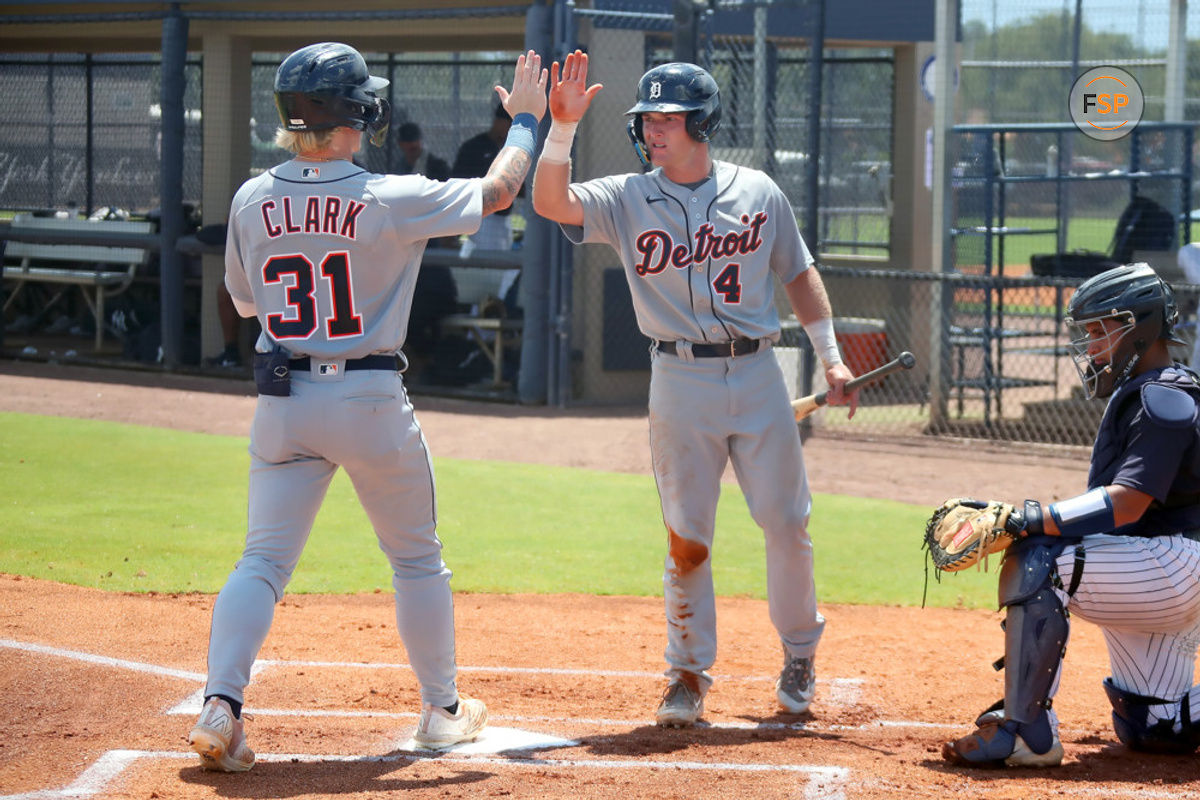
[625,62,721,164]
[1065,262,1185,398]
[274,42,391,147]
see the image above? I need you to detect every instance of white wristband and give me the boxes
[803,317,843,367]
[541,120,578,163]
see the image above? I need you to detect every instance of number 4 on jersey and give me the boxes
[713,262,742,303]
[263,252,363,339]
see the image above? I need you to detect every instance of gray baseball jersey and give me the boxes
[561,160,812,344]
[561,160,825,699]
[225,158,482,359]
[204,158,484,716]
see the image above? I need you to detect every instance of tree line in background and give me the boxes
[960,11,1200,123]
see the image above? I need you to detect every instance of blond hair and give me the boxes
[274,127,337,155]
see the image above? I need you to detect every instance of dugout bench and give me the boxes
[2,213,155,351]
[422,246,523,388]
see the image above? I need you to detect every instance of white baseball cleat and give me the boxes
[413,695,488,749]
[1005,733,1065,767]
[188,697,255,772]
[943,718,1064,768]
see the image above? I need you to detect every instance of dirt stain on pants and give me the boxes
[667,526,709,576]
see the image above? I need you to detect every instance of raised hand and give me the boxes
[495,50,549,122]
[549,49,603,124]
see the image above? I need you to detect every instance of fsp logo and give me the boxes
[648,80,662,101]
[1083,81,1128,116]
[1069,66,1143,141]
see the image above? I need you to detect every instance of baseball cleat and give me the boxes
[775,651,815,714]
[942,718,1063,768]
[414,695,488,749]
[656,676,704,727]
[188,697,255,772]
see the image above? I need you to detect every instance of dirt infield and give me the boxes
[2,361,1197,799]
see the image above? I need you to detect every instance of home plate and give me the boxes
[398,726,577,755]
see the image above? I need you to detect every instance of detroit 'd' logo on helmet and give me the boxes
[648,80,662,101]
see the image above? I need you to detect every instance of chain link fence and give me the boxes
[958,0,1200,245]
[952,123,1193,276]
[707,39,894,258]
[2,1,1198,450]
[960,0,1200,124]
[945,0,1199,448]
[930,2,1200,447]
[568,0,899,407]
[0,53,203,218]
[789,266,1199,447]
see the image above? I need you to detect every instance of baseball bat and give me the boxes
[791,351,917,421]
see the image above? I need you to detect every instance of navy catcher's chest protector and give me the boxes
[1089,366,1200,535]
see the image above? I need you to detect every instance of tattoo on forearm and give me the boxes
[482,148,533,215]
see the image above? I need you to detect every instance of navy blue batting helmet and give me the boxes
[625,62,721,162]
[274,42,391,147]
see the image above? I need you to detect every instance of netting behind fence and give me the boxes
[791,266,1200,446]
[571,2,900,407]
[0,53,202,218]
[2,1,1198,451]
[960,0,1200,124]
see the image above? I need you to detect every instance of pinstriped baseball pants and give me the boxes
[1055,534,1200,729]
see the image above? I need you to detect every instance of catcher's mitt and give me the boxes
[923,498,1023,573]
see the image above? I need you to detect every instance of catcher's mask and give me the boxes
[625,62,721,167]
[274,42,391,147]
[1064,262,1185,399]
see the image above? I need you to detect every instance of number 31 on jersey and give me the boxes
[263,251,363,340]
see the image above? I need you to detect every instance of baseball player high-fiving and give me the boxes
[533,52,858,726]
[187,43,546,771]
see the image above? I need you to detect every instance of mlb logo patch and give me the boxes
[317,362,339,376]
[301,167,321,179]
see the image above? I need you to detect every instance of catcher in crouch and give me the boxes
[926,263,1200,768]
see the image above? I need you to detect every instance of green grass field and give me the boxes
[0,412,999,608]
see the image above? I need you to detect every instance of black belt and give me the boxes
[656,338,760,358]
[288,354,401,372]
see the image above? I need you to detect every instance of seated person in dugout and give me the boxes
[453,102,519,256]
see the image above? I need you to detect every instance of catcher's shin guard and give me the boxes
[996,541,1069,754]
[1103,678,1200,754]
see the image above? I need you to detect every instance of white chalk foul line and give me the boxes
[0,749,162,800]
[164,662,272,714]
[1,638,1184,800]
[255,657,781,682]
[0,638,205,683]
[1,636,863,799]
[0,637,960,740]
[157,701,958,735]
[0,637,862,717]
[0,749,849,800]
[0,638,862,700]
[5,748,1189,800]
